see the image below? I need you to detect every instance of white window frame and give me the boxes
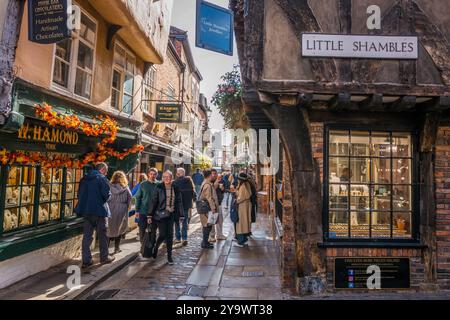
[110,42,136,115]
[143,65,157,116]
[167,83,176,101]
[51,7,97,102]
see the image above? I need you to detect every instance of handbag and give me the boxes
[196,184,212,215]
[230,197,239,223]
[154,186,174,220]
[207,211,219,226]
[141,224,153,258]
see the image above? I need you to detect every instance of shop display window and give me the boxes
[327,129,415,240]
[2,166,86,234]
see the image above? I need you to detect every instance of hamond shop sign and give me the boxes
[302,33,418,60]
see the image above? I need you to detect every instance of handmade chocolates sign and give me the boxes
[28,0,71,44]
[335,257,410,289]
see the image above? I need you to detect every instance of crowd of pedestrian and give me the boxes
[74,162,258,268]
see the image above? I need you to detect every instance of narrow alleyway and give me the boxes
[85,212,290,300]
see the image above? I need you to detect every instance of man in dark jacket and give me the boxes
[135,167,159,245]
[192,168,204,196]
[173,167,196,246]
[148,170,184,265]
[75,162,114,268]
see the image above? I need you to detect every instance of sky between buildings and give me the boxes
[171,0,239,133]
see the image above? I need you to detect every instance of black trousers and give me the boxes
[153,216,175,258]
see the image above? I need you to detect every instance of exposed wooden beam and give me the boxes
[389,96,417,111]
[420,112,440,152]
[419,96,450,112]
[329,92,352,110]
[360,94,384,111]
[107,24,122,50]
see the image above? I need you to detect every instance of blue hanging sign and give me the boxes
[196,0,234,56]
[28,0,72,44]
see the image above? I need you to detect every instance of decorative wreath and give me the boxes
[0,103,144,169]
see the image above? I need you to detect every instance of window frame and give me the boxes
[110,42,136,115]
[51,7,98,102]
[143,65,157,116]
[322,124,420,245]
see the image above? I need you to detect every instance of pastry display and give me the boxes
[38,206,49,223]
[3,209,18,231]
[19,207,32,226]
[21,186,32,204]
[6,187,19,206]
[40,186,50,201]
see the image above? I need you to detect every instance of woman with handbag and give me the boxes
[197,169,220,249]
[148,170,184,265]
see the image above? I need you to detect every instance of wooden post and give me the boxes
[0,0,24,124]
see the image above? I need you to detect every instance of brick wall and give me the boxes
[435,126,450,289]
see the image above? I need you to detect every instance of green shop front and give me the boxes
[0,81,140,282]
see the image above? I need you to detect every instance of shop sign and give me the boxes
[302,33,418,59]
[335,257,410,289]
[196,0,234,56]
[156,104,182,123]
[28,0,72,44]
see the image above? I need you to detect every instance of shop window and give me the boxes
[52,11,97,100]
[326,129,416,241]
[111,44,135,115]
[2,166,85,235]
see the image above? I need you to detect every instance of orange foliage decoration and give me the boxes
[0,103,144,169]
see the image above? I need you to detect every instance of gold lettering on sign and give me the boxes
[17,124,79,146]
[51,129,60,143]
[33,126,42,141]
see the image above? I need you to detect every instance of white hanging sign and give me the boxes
[301,33,418,60]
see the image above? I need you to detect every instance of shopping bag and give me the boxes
[207,211,219,226]
[141,225,153,258]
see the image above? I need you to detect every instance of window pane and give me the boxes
[372,212,391,238]
[394,212,412,238]
[77,42,93,71]
[329,157,349,182]
[126,55,135,73]
[350,158,369,183]
[111,89,120,109]
[112,70,121,90]
[329,130,349,156]
[371,132,391,157]
[19,205,34,227]
[350,211,370,238]
[122,94,132,114]
[350,185,370,211]
[55,39,72,61]
[372,185,392,211]
[3,208,19,231]
[371,158,391,184]
[393,158,411,184]
[329,211,349,238]
[123,74,134,95]
[38,204,50,224]
[50,202,61,220]
[329,184,349,210]
[393,185,411,211]
[53,59,70,88]
[350,131,370,156]
[79,14,96,45]
[75,69,92,99]
[114,46,126,67]
[392,133,411,157]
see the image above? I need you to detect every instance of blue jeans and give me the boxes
[175,209,190,241]
[82,216,109,264]
[236,233,248,245]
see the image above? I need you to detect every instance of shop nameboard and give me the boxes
[196,0,234,56]
[28,0,72,44]
[156,104,182,123]
[302,33,418,59]
[335,257,410,289]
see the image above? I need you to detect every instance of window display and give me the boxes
[2,165,85,233]
[327,130,414,240]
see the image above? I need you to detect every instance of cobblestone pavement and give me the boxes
[85,211,292,300]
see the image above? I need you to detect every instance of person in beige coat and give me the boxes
[235,173,252,247]
[199,169,219,249]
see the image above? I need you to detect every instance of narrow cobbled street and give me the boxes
[84,211,290,300]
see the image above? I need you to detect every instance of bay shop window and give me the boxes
[324,128,418,242]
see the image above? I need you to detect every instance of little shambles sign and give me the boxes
[302,33,418,59]
[28,0,71,44]
[156,104,182,123]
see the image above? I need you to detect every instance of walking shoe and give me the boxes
[168,257,174,265]
[81,261,94,269]
[201,243,214,249]
[216,235,227,241]
[182,240,188,246]
[100,256,116,265]
[208,237,216,243]
[173,239,181,245]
